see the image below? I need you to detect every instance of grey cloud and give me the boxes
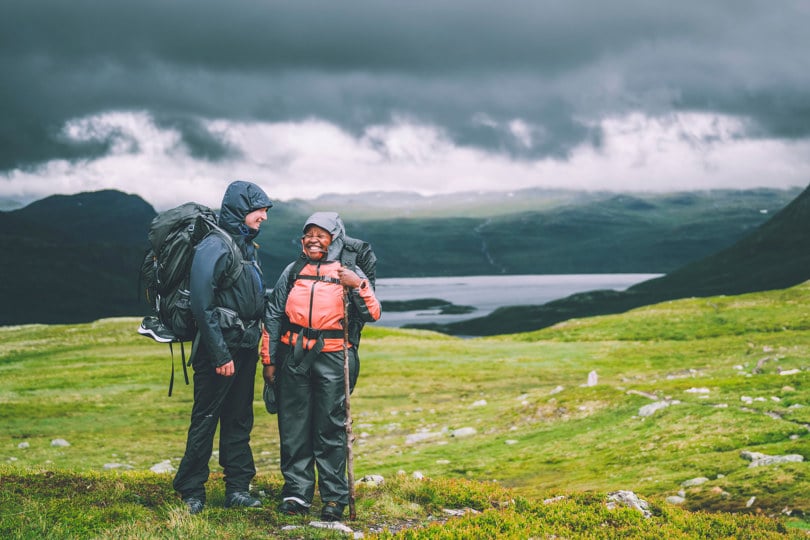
[2,0,810,171]
[153,115,240,162]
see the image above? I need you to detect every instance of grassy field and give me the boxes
[1,282,809,538]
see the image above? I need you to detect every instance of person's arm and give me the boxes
[262,263,294,382]
[189,236,233,369]
[260,327,270,363]
[338,267,381,322]
[260,327,275,383]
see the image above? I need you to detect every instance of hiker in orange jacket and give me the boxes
[263,212,380,522]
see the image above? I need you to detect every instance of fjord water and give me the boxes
[375,274,661,327]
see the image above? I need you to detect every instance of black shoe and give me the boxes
[320,501,344,522]
[138,316,177,343]
[224,491,262,508]
[183,496,204,515]
[278,499,309,516]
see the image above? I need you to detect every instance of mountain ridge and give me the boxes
[409,183,810,335]
[0,185,802,326]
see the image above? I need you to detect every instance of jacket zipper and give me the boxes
[307,262,320,330]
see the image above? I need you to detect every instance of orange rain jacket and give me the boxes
[263,212,381,366]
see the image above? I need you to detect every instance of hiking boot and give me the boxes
[320,501,344,522]
[137,316,177,343]
[224,491,262,508]
[183,496,204,515]
[278,499,309,516]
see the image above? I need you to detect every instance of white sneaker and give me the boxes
[137,316,177,343]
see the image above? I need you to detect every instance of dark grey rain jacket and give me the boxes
[190,181,272,367]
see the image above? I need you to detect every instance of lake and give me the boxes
[374,274,661,327]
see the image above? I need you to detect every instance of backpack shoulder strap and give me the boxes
[202,221,245,289]
[286,254,309,294]
[340,248,358,271]
[342,235,376,287]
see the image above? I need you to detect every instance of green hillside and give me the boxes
[1,283,808,537]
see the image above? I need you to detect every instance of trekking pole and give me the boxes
[342,287,357,520]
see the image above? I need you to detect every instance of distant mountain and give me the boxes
[266,187,799,278]
[292,188,610,219]
[631,183,810,297]
[0,190,156,325]
[410,183,810,336]
[1,190,155,244]
[0,186,802,326]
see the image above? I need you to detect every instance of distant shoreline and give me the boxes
[375,273,660,328]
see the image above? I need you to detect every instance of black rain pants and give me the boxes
[277,346,358,506]
[173,346,258,501]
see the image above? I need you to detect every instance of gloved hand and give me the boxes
[263,381,278,414]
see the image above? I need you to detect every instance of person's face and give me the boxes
[244,208,268,230]
[301,225,332,260]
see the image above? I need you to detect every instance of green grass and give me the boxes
[2,283,810,537]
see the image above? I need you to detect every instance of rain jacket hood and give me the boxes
[303,211,345,261]
[219,180,273,238]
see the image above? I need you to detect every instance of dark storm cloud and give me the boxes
[2,0,809,171]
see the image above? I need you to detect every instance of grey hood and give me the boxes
[303,211,345,261]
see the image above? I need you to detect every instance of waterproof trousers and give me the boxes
[173,346,258,502]
[277,347,358,506]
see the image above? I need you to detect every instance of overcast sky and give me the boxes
[2,0,810,209]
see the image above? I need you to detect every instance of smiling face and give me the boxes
[244,207,268,230]
[301,224,332,260]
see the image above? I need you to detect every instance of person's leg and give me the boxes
[312,350,355,510]
[173,350,235,503]
[277,349,316,508]
[219,347,258,497]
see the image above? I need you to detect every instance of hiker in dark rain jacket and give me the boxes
[173,180,273,515]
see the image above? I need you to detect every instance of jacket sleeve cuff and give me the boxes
[215,356,231,367]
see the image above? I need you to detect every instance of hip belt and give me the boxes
[286,323,344,341]
[286,323,346,374]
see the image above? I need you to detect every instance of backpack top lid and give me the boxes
[148,202,216,254]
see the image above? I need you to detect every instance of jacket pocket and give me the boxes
[214,307,261,350]
[214,307,245,348]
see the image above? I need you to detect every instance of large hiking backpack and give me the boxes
[138,202,244,394]
[286,235,377,347]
